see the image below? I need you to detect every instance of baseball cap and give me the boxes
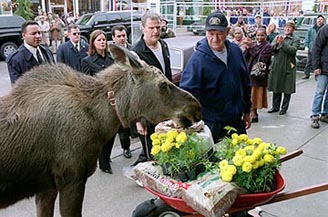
[317,14,325,20]
[205,12,228,32]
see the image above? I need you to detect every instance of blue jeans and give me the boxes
[311,74,328,116]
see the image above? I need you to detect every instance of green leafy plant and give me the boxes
[14,0,34,21]
[209,133,287,193]
[150,130,211,179]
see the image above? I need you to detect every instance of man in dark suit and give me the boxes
[131,11,172,166]
[56,24,88,71]
[6,21,55,84]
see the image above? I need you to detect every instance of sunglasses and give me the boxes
[72,32,81,36]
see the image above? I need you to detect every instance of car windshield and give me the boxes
[76,14,93,25]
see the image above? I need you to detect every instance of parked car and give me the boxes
[0,15,26,60]
[187,20,206,36]
[74,10,142,44]
[164,35,203,85]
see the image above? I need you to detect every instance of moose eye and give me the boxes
[159,81,168,89]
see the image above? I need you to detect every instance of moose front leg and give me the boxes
[35,189,58,217]
[59,181,86,217]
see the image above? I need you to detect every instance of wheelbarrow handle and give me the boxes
[228,182,328,214]
[268,182,328,204]
[280,149,303,163]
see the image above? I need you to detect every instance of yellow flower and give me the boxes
[150,133,159,141]
[166,135,175,143]
[232,155,244,166]
[243,155,256,164]
[264,154,275,164]
[176,132,187,144]
[244,145,255,152]
[259,142,270,150]
[231,133,238,140]
[252,149,262,159]
[159,133,166,140]
[175,142,182,149]
[227,165,237,175]
[246,139,254,145]
[151,145,161,156]
[152,138,161,146]
[232,138,239,146]
[252,137,263,144]
[167,130,178,139]
[276,146,287,155]
[221,171,233,182]
[236,148,246,157]
[238,134,249,141]
[161,141,173,152]
[252,161,260,169]
[242,162,253,173]
[219,160,229,169]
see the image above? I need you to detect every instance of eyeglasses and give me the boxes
[72,32,81,36]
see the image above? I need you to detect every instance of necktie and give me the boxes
[75,44,79,52]
[36,49,44,64]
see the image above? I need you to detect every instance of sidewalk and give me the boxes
[0,46,327,216]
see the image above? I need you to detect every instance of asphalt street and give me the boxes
[0,31,327,217]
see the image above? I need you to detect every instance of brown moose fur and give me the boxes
[0,44,201,217]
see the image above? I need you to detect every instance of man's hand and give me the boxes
[243,113,251,129]
[314,68,321,76]
[136,122,147,135]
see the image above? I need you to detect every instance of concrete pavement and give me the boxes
[0,34,327,216]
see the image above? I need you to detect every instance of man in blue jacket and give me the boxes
[6,21,55,84]
[56,24,88,71]
[180,11,252,143]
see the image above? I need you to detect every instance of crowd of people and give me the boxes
[4,8,328,179]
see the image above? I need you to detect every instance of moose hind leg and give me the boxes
[59,181,86,217]
[35,189,58,217]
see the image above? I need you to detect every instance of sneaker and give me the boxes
[311,116,320,129]
[320,114,328,123]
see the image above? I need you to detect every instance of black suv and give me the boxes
[75,10,142,44]
[0,15,26,60]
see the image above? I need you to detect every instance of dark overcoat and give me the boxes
[6,44,55,84]
[56,41,89,72]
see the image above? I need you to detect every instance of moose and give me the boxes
[0,44,202,217]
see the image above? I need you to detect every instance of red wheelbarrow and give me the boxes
[133,150,328,217]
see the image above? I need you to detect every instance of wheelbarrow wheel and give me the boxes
[159,211,181,217]
[132,198,186,217]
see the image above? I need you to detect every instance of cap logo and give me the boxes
[209,17,221,25]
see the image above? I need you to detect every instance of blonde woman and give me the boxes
[267,23,279,43]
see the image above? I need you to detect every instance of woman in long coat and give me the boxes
[267,21,300,115]
[245,28,272,122]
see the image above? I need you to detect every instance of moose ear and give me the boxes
[108,44,142,69]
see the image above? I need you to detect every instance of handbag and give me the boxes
[250,47,267,78]
[250,61,266,78]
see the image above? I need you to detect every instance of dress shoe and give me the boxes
[279,110,287,115]
[100,164,112,174]
[123,149,132,159]
[302,75,310,79]
[251,116,259,123]
[268,108,279,113]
